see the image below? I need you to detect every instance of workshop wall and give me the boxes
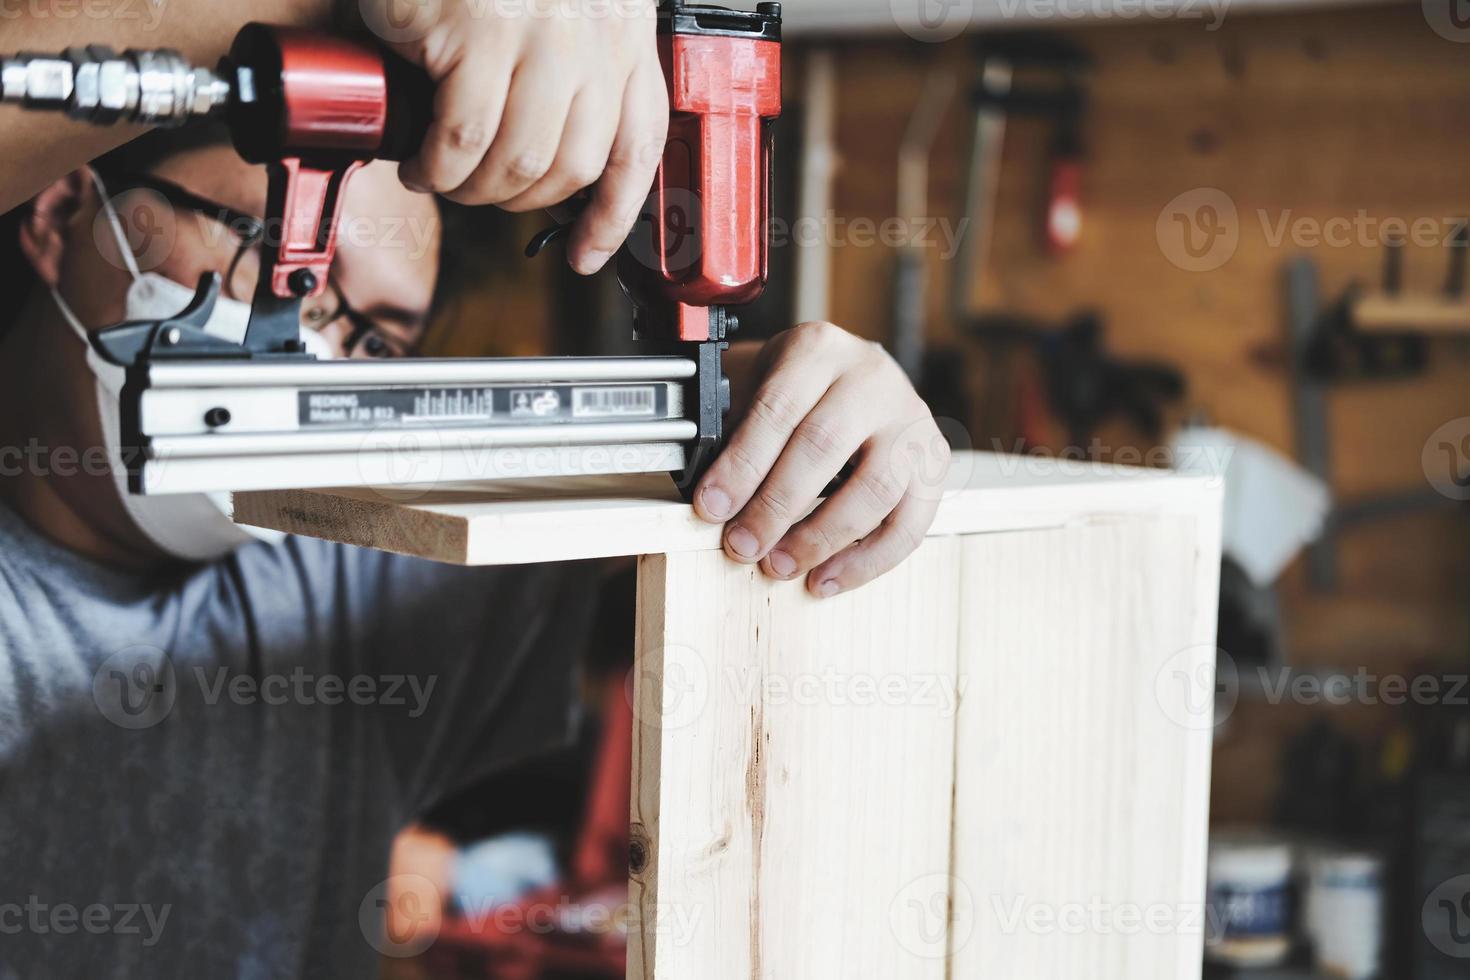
[803,1,1470,824]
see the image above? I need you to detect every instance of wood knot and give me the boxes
[629,825,651,876]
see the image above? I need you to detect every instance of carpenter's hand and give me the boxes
[695,323,951,598]
[370,0,667,275]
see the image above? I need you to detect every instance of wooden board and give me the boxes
[629,541,962,979]
[234,451,1222,565]
[951,520,1218,979]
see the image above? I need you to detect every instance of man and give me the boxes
[0,3,950,976]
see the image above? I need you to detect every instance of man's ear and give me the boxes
[18,169,94,288]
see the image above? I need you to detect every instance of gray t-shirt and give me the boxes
[0,500,594,978]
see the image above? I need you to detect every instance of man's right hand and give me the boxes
[363,0,669,276]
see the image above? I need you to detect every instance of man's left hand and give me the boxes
[693,322,952,598]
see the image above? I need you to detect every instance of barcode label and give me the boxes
[574,386,657,418]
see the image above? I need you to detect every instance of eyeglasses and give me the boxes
[94,169,407,359]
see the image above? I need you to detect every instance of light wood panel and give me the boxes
[951,519,1217,979]
[234,451,1222,565]
[629,542,964,979]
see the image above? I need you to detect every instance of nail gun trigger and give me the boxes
[91,273,243,366]
[525,222,573,259]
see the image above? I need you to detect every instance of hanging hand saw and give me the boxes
[0,2,783,498]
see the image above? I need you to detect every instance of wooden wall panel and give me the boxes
[952,518,1216,980]
[629,541,962,979]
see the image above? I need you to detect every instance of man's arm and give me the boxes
[0,0,666,274]
[702,325,951,598]
[0,1,327,214]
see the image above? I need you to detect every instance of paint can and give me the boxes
[1206,836,1294,968]
[1305,850,1383,980]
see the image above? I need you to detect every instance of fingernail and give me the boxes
[574,248,613,275]
[700,486,731,521]
[815,579,840,599]
[726,525,760,560]
[768,550,796,578]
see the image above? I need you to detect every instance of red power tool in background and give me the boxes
[0,1,783,499]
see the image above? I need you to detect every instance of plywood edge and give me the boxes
[234,454,1225,567]
[628,553,669,980]
[232,488,471,563]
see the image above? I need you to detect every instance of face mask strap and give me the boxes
[87,169,143,281]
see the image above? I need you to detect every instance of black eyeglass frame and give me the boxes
[93,169,396,359]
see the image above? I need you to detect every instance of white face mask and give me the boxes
[49,170,335,563]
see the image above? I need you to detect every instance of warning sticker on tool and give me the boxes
[573,386,658,419]
[298,383,672,428]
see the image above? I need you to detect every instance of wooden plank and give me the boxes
[234,451,1222,566]
[950,518,1219,980]
[1352,292,1470,335]
[629,539,962,979]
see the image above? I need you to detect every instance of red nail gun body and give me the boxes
[3,2,783,499]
